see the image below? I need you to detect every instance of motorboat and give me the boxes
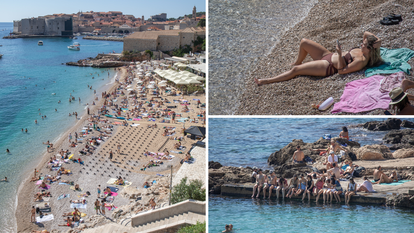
[38,41,43,46]
[73,42,80,47]
[68,45,80,51]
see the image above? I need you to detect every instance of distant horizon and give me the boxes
[0,0,205,22]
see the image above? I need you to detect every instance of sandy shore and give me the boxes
[209,0,414,115]
[15,64,206,232]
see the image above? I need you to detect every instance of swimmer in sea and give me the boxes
[35,120,37,124]
[58,100,61,104]
[1,177,7,182]
[25,128,28,133]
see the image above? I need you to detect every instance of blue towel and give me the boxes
[107,186,119,192]
[365,47,414,77]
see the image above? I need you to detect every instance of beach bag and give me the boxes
[348,152,357,161]
[353,166,365,177]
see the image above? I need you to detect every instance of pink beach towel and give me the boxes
[39,185,51,190]
[36,180,43,185]
[104,192,118,196]
[331,73,405,114]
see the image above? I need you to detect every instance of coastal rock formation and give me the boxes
[386,194,414,208]
[356,145,392,160]
[383,129,414,144]
[66,54,127,68]
[392,149,414,159]
[209,163,254,194]
[360,119,402,131]
[209,161,223,169]
[401,120,414,128]
[267,138,361,166]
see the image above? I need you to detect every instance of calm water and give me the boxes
[0,22,123,231]
[209,197,414,233]
[208,118,410,168]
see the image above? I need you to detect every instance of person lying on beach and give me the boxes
[254,31,382,85]
[63,208,81,217]
[74,184,81,191]
[58,217,73,227]
[388,85,414,115]
[143,181,152,188]
[115,176,124,185]
[174,142,181,149]
[70,199,86,204]
[30,176,41,182]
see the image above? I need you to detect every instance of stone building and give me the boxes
[149,13,167,21]
[13,17,73,36]
[123,27,205,52]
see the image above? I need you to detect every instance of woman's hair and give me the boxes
[342,126,348,132]
[394,96,410,111]
[366,35,383,67]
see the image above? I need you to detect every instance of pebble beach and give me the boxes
[209,0,414,115]
[15,64,206,232]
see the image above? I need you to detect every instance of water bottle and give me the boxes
[318,97,334,111]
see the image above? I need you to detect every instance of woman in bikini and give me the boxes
[254,31,382,85]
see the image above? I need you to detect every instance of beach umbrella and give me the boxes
[187,79,201,84]
[159,80,167,84]
[174,79,189,85]
[166,87,172,90]
[127,88,133,91]
[147,85,155,89]
[149,81,156,84]
[145,73,152,77]
[137,80,143,84]
[158,83,167,87]
[184,126,206,138]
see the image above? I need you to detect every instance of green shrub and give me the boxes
[177,221,206,233]
[171,177,205,204]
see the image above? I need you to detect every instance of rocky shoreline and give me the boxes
[66,54,127,68]
[209,119,414,207]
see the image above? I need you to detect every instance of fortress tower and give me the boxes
[193,6,196,20]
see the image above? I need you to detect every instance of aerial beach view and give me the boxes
[209,0,414,115]
[209,118,414,232]
[0,1,207,232]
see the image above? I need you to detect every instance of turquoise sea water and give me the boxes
[209,197,414,233]
[208,118,414,232]
[0,22,123,231]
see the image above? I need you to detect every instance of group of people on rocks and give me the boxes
[251,126,400,204]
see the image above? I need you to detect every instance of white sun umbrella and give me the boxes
[186,79,201,84]
[166,87,172,90]
[158,83,167,87]
[196,76,206,81]
[159,80,167,84]
[147,85,155,89]
[149,81,156,84]
[127,88,134,91]
[145,73,152,77]
[139,69,144,72]
[174,79,189,85]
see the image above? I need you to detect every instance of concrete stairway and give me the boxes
[134,211,205,233]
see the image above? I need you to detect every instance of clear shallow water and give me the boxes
[208,118,413,168]
[209,196,414,233]
[0,22,123,232]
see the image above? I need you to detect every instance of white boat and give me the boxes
[38,41,43,46]
[68,45,80,51]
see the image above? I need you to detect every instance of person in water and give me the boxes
[254,31,382,85]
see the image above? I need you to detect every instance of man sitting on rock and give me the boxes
[373,166,385,183]
[292,146,305,163]
[327,163,341,179]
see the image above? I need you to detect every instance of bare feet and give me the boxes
[254,78,262,86]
